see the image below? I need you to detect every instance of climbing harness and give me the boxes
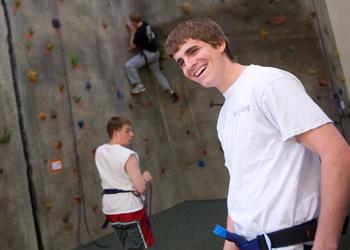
[101,188,141,229]
[213,216,348,250]
[101,183,157,249]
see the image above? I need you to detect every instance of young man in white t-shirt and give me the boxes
[95,116,154,249]
[165,17,350,250]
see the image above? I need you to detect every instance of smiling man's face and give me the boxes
[173,38,226,90]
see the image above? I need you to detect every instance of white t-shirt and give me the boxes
[217,65,331,249]
[95,144,143,214]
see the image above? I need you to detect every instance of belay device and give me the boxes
[213,217,348,250]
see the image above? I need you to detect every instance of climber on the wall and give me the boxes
[125,11,179,102]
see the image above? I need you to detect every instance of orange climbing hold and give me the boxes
[39,112,46,121]
[55,141,63,151]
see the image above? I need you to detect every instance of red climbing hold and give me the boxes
[269,16,287,26]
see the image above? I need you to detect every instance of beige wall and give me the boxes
[325,0,350,98]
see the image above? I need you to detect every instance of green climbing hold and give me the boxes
[0,128,11,144]
[70,52,79,69]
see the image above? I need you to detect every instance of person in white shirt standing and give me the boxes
[165,17,350,250]
[95,116,154,249]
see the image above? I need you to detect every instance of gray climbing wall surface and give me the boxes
[0,3,38,250]
[1,0,349,250]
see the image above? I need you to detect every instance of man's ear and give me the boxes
[112,130,119,139]
[218,40,226,53]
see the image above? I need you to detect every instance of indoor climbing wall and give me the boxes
[1,0,349,250]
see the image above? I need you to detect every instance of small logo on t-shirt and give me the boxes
[233,105,251,116]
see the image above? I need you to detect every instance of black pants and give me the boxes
[304,245,312,250]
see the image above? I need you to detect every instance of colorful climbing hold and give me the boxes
[45,203,53,209]
[59,84,65,95]
[288,46,295,53]
[269,16,287,26]
[73,95,81,104]
[198,160,205,168]
[55,141,63,151]
[85,81,92,90]
[13,0,21,15]
[39,112,46,121]
[62,213,70,223]
[73,195,82,202]
[50,110,57,119]
[260,29,269,39]
[160,168,165,177]
[78,120,84,129]
[202,149,207,155]
[319,78,330,86]
[0,128,11,145]
[25,29,34,40]
[70,52,79,69]
[341,76,346,83]
[52,18,61,29]
[180,2,192,15]
[92,204,98,212]
[102,22,108,30]
[46,42,54,53]
[27,69,38,84]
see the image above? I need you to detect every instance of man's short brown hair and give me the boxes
[106,116,131,139]
[129,11,142,23]
[165,17,234,61]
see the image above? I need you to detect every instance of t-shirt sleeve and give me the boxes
[120,147,139,169]
[260,74,332,142]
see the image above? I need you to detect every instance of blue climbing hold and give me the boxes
[198,160,205,168]
[78,120,84,129]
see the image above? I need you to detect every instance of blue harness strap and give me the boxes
[213,216,349,250]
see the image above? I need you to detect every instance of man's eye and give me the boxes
[177,60,184,68]
[190,48,198,54]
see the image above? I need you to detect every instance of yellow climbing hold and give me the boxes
[46,42,54,52]
[27,69,38,83]
[45,203,53,209]
[260,29,269,39]
[181,2,192,15]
